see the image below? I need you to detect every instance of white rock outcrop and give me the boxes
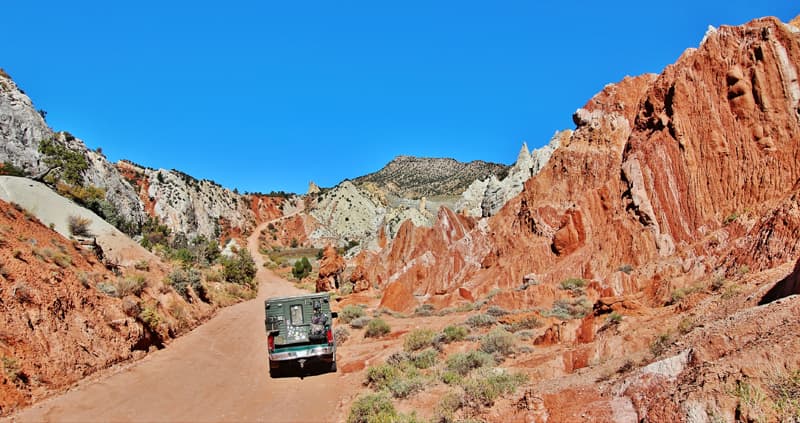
[457,134,565,218]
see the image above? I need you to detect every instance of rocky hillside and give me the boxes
[0,189,262,416]
[345,15,800,421]
[353,155,508,199]
[0,71,147,231]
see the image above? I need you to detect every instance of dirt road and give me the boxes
[9,220,345,422]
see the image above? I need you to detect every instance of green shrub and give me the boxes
[139,304,162,332]
[339,305,366,324]
[445,351,494,376]
[410,349,438,369]
[462,368,528,407]
[365,318,390,338]
[479,328,516,357]
[545,298,591,320]
[116,274,147,297]
[39,137,88,185]
[167,267,204,301]
[0,161,28,177]
[221,248,257,288]
[291,257,312,280]
[366,363,402,390]
[404,328,436,352]
[559,278,587,291]
[347,392,397,423]
[442,325,469,343]
[465,313,497,328]
[434,390,464,423]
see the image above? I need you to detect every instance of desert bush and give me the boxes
[414,303,435,317]
[96,282,118,296]
[410,349,438,369]
[618,264,634,274]
[771,369,800,419]
[465,313,497,328]
[68,215,92,237]
[486,305,510,317]
[366,363,402,390]
[462,368,528,407]
[442,325,469,343]
[365,318,390,338]
[480,328,516,357]
[0,161,28,177]
[116,274,147,297]
[545,298,591,320]
[650,332,672,357]
[167,267,204,301]
[39,137,88,185]
[339,305,366,324]
[560,277,586,290]
[1,356,25,385]
[677,317,696,334]
[434,390,465,422]
[334,327,350,346]
[349,316,371,329]
[347,392,397,423]
[445,351,494,376]
[508,315,543,332]
[139,303,162,332]
[404,328,436,352]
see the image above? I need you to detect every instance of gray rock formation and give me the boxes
[457,134,566,218]
[118,161,257,240]
[0,69,53,175]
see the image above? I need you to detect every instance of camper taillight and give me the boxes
[268,334,275,352]
[326,328,333,345]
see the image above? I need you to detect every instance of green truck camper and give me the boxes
[264,292,338,377]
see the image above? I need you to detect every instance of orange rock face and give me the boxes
[316,245,345,292]
[370,17,800,313]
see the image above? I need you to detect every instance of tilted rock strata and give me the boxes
[370,17,800,313]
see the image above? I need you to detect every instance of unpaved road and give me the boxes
[9,219,345,422]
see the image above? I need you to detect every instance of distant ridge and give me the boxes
[353,155,509,199]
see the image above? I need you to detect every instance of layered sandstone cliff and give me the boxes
[370,16,800,314]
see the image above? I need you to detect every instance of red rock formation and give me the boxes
[316,245,345,292]
[348,253,372,293]
[369,16,800,313]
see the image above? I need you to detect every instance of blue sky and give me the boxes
[3,1,795,194]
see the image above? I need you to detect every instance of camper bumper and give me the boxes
[269,346,335,362]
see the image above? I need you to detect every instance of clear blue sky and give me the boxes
[3,1,795,194]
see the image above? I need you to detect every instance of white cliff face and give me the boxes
[119,162,257,240]
[457,134,565,218]
[0,70,54,175]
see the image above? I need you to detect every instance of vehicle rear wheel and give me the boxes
[330,361,337,373]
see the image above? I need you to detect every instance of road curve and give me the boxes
[8,219,343,423]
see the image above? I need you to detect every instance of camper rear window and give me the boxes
[290,305,304,325]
